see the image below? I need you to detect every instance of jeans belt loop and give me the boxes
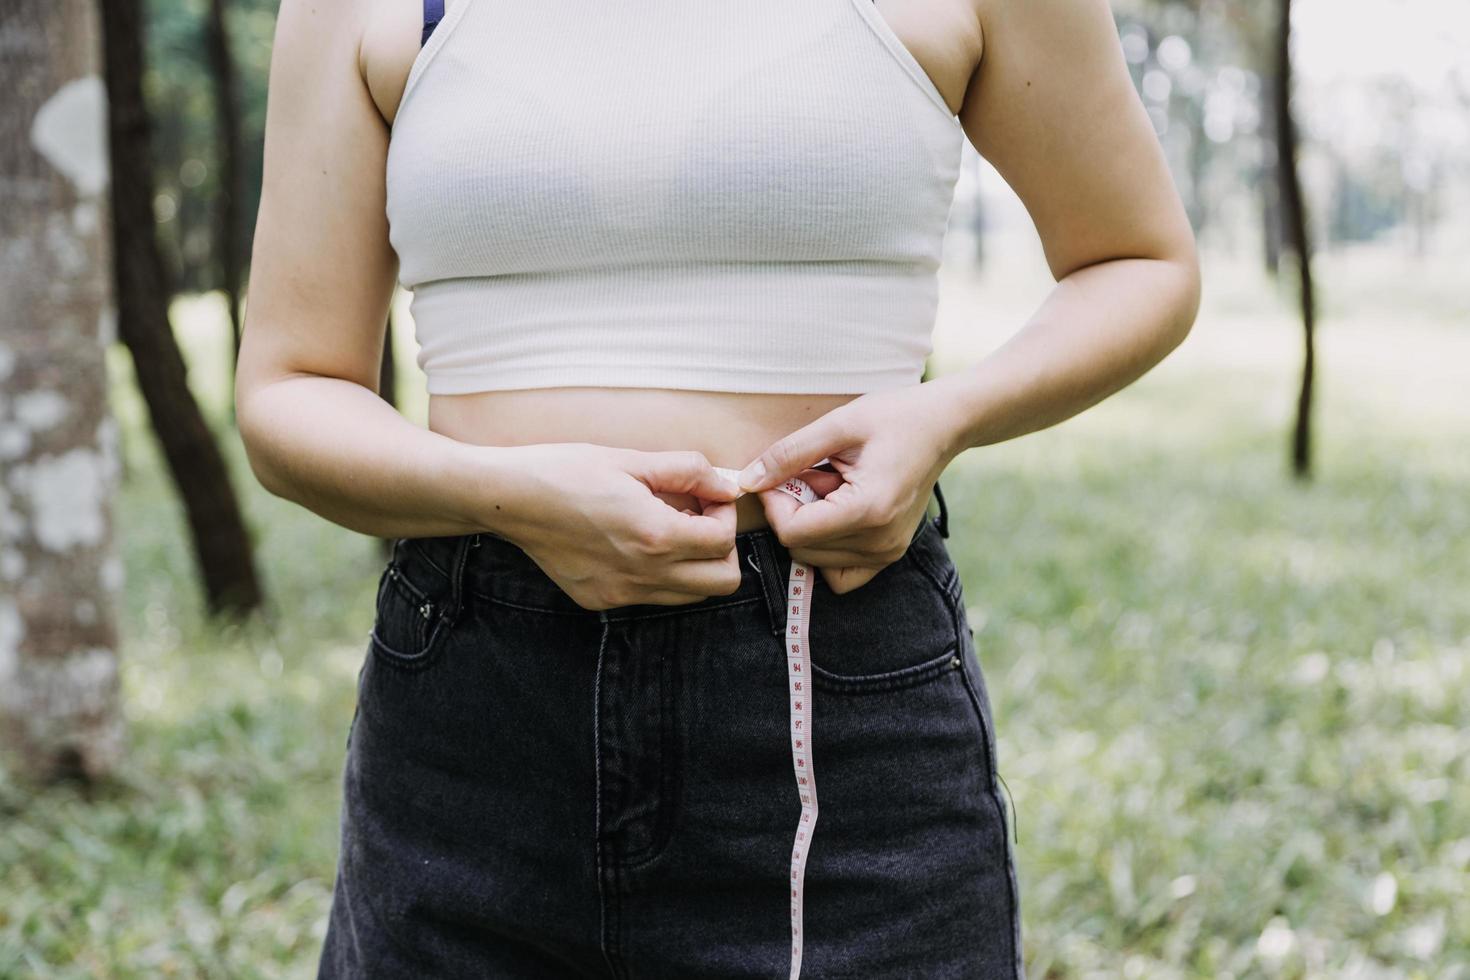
[932,480,950,539]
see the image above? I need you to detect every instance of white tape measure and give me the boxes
[714,466,819,980]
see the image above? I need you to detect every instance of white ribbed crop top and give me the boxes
[384,0,966,395]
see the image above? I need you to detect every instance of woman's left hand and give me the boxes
[736,383,960,594]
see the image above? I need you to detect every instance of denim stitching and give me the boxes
[905,521,961,602]
[368,537,474,671]
[421,533,776,620]
[366,571,453,672]
[453,584,766,618]
[445,535,473,627]
[753,533,792,636]
[608,862,629,979]
[907,538,963,640]
[366,620,451,672]
[810,644,961,694]
[623,636,690,874]
[465,593,597,617]
[955,647,1023,978]
[597,596,764,623]
[593,610,619,979]
[402,537,454,584]
[921,519,1022,974]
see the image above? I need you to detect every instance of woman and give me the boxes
[236,0,1199,974]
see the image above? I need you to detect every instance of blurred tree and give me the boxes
[1132,0,1317,476]
[100,0,265,616]
[143,0,274,299]
[378,310,398,560]
[203,0,245,400]
[1201,0,1284,279]
[379,313,398,412]
[1273,0,1315,478]
[1124,0,1277,270]
[0,0,126,780]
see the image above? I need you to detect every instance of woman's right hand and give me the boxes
[486,443,745,610]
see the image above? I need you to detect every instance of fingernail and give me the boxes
[738,460,766,491]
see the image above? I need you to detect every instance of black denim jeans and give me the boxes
[319,484,1023,978]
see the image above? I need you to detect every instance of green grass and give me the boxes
[3,245,1468,977]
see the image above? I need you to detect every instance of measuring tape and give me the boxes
[714,466,819,980]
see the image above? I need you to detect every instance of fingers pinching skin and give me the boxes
[737,411,854,493]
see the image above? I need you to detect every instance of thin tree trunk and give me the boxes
[379,309,398,410]
[204,0,245,414]
[0,0,126,781]
[378,308,398,560]
[1274,0,1315,479]
[99,0,264,617]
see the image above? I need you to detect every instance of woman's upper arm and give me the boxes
[958,0,1198,280]
[237,0,398,402]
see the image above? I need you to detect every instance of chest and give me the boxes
[383,0,969,281]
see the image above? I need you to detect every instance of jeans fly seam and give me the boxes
[752,534,788,636]
[593,610,619,979]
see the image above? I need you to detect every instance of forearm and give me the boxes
[929,254,1200,458]
[236,372,518,539]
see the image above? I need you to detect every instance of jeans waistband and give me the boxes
[399,481,950,632]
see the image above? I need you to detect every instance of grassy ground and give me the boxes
[2,242,1467,978]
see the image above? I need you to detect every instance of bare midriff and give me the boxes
[429,388,863,532]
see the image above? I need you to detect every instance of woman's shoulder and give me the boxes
[356,0,430,127]
[271,0,424,128]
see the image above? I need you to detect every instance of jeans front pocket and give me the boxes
[803,518,965,694]
[367,537,466,671]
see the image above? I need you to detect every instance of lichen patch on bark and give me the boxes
[9,447,110,551]
[29,76,110,198]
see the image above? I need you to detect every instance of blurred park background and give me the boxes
[2,0,1468,976]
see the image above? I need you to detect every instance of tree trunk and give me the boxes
[99,0,264,617]
[1274,0,1315,479]
[378,309,398,560]
[204,0,245,412]
[379,309,398,410]
[0,0,126,781]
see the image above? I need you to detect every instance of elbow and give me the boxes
[242,441,289,502]
[1157,240,1202,354]
[234,375,291,502]
[236,409,284,501]
[234,373,267,487]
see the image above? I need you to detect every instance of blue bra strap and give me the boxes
[421,0,445,47]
